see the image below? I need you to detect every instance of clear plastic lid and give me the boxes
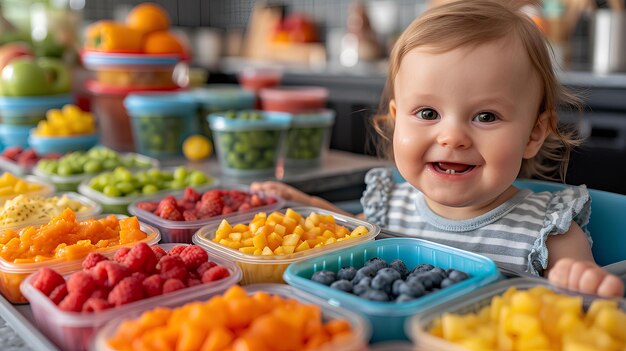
[124,91,197,114]
[193,206,380,265]
[259,86,329,101]
[208,110,292,132]
[290,109,336,127]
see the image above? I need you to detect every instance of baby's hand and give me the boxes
[250,181,313,205]
[548,258,625,298]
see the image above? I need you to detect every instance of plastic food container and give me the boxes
[78,178,217,215]
[92,284,370,351]
[28,133,99,155]
[260,86,328,113]
[0,94,73,126]
[128,185,286,244]
[82,51,186,89]
[0,215,160,303]
[208,110,291,177]
[86,81,180,152]
[283,238,501,342]
[0,175,55,205]
[285,109,335,168]
[238,67,282,91]
[191,85,256,138]
[407,277,626,351]
[33,153,159,192]
[193,206,380,285]
[124,91,197,158]
[20,243,241,351]
[0,155,31,176]
[0,124,31,148]
[0,192,101,230]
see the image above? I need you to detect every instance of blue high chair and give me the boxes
[335,171,626,272]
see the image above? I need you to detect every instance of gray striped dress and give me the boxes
[360,168,592,276]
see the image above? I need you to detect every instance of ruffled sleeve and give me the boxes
[527,185,592,276]
[360,168,395,227]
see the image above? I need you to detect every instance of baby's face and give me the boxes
[391,38,544,217]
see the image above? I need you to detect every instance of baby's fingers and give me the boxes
[548,257,575,289]
[597,274,625,298]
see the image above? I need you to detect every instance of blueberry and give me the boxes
[352,277,372,295]
[431,267,446,277]
[353,265,377,284]
[337,266,357,281]
[365,257,388,271]
[440,278,456,289]
[311,270,336,286]
[330,279,353,293]
[360,288,390,302]
[448,269,470,282]
[391,279,405,297]
[428,270,444,288]
[390,259,409,279]
[395,294,414,303]
[398,280,425,298]
[371,268,402,291]
[412,263,434,274]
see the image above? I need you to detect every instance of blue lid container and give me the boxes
[28,133,99,155]
[283,237,502,343]
[125,92,198,158]
[0,125,31,148]
[0,94,74,125]
[82,52,182,69]
[192,85,256,112]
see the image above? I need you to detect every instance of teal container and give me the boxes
[191,85,255,138]
[0,94,73,126]
[124,92,197,158]
[285,109,335,168]
[208,110,291,177]
[0,124,31,148]
[283,238,501,343]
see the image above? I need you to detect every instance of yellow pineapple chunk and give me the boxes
[232,223,248,233]
[282,234,300,247]
[261,246,273,256]
[267,232,282,251]
[510,291,541,316]
[242,238,254,247]
[284,208,301,221]
[293,225,305,236]
[273,224,286,236]
[441,313,471,341]
[273,246,285,255]
[294,240,310,252]
[350,225,369,236]
[586,299,619,325]
[282,245,295,254]
[252,232,268,250]
[228,232,242,242]
[239,247,256,255]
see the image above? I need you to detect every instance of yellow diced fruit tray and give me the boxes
[193,206,380,284]
[408,278,626,351]
[0,173,54,204]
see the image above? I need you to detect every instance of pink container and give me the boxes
[20,243,242,351]
[238,67,282,92]
[260,86,328,113]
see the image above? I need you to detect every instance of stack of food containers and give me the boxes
[259,86,334,169]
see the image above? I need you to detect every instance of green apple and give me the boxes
[0,42,34,72]
[0,58,49,96]
[36,57,71,94]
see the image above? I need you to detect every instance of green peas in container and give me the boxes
[124,91,198,158]
[191,85,256,139]
[208,110,291,177]
[285,110,335,168]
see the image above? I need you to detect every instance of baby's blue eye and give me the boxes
[473,112,497,123]
[417,108,439,120]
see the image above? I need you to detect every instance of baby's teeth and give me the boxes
[445,169,455,175]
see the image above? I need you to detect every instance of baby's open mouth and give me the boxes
[433,162,475,175]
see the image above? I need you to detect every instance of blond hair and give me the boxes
[373,0,581,182]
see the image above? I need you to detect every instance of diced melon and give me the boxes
[261,246,274,256]
[295,240,310,252]
[267,232,282,251]
[282,234,300,247]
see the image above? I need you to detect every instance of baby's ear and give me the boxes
[523,110,551,159]
[389,99,397,120]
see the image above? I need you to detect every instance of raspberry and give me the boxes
[82,252,108,270]
[92,261,130,288]
[196,198,224,217]
[131,272,148,282]
[159,204,184,221]
[201,189,223,202]
[67,271,97,296]
[221,206,234,215]
[151,245,167,261]
[113,247,131,263]
[142,274,164,297]
[82,298,111,312]
[136,201,158,213]
[196,261,217,276]
[108,276,145,306]
[187,278,202,287]
[157,255,188,282]
[123,242,158,273]
[162,278,186,294]
[225,190,247,209]
[59,292,89,312]
[201,266,230,283]
[32,267,66,296]
[90,289,108,300]
[182,210,199,221]
[238,203,251,212]
[48,283,68,305]
[167,245,187,256]
[266,197,277,204]
[250,194,264,207]
[183,187,201,202]
[155,196,177,216]
[179,246,208,270]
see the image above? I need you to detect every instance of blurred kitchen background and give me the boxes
[1,0,626,194]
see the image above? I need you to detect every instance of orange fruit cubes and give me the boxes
[106,285,355,351]
[0,208,148,263]
[213,208,369,256]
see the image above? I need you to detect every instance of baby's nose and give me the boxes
[436,122,472,149]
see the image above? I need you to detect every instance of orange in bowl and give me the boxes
[143,31,186,55]
[126,3,170,35]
